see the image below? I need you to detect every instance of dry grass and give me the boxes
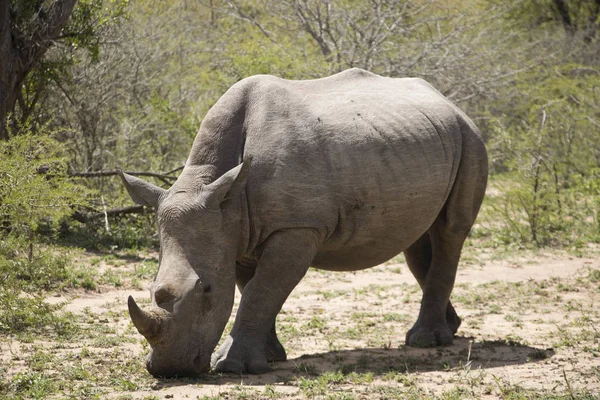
[1,246,599,399]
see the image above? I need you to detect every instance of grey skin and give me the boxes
[120,68,488,378]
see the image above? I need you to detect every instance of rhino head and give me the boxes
[119,161,250,377]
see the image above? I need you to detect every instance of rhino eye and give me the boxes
[195,279,211,293]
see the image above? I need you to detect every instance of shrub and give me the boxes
[486,65,600,247]
[0,130,93,334]
[0,131,93,260]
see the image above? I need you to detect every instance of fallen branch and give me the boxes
[69,165,184,186]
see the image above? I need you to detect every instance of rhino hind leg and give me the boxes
[404,226,464,348]
[234,263,287,362]
[404,233,461,335]
[212,230,319,374]
[405,130,487,348]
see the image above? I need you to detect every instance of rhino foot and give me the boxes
[212,357,246,374]
[265,331,287,362]
[405,322,454,347]
[211,335,273,374]
[446,303,462,335]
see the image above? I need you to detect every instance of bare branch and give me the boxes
[294,1,332,57]
[225,0,277,43]
[69,167,183,186]
[19,0,77,70]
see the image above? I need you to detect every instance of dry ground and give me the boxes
[1,244,599,399]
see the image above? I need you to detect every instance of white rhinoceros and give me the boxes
[120,68,488,377]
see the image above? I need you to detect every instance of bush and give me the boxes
[61,213,158,251]
[0,131,94,259]
[486,65,600,247]
[0,130,93,334]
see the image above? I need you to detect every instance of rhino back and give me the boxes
[236,70,468,269]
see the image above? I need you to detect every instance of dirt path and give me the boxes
[2,250,599,399]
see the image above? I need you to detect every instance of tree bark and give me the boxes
[0,0,18,140]
[0,0,78,140]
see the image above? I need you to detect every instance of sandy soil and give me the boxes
[2,249,599,399]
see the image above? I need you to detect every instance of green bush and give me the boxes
[61,213,158,251]
[0,131,94,334]
[0,132,94,259]
[486,65,600,247]
[0,238,73,290]
[7,371,57,399]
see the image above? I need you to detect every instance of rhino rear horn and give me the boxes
[203,158,252,207]
[127,296,165,341]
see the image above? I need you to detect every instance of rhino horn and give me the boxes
[127,295,165,341]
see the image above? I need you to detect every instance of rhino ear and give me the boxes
[203,158,252,208]
[118,170,166,207]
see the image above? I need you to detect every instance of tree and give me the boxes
[1,0,76,140]
[506,0,600,42]
[487,64,600,246]
[0,0,126,141]
[0,130,93,260]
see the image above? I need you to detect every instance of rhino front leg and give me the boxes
[404,233,461,334]
[212,229,321,374]
[235,263,286,362]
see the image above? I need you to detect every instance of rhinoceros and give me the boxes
[119,68,488,377]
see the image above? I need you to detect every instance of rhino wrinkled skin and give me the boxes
[119,68,488,377]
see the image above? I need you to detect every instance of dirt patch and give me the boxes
[1,251,599,399]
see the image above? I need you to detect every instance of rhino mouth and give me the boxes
[145,357,209,378]
[144,346,210,378]
[193,349,211,375]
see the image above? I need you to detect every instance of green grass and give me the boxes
[7,371,57,399]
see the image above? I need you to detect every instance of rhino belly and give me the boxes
[312,244,409,271]
[311,194,444,271]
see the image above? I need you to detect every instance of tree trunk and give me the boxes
[0,70,17,141]
[0,0,19,140]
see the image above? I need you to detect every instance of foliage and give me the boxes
[62,213,158,251]
[0,130,94,258]
[0,238,80,335]
[8,0,129,132]
[486,65,600,246]
[2,0,599,249]
[10,0,128,59]
[5,371,57,399]
[490,0,600,41]
[0,131,95,335]
[0,286,77,336]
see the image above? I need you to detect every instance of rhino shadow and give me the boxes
[152,336,554,387]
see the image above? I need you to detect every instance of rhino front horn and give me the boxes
[127,295,164,341]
